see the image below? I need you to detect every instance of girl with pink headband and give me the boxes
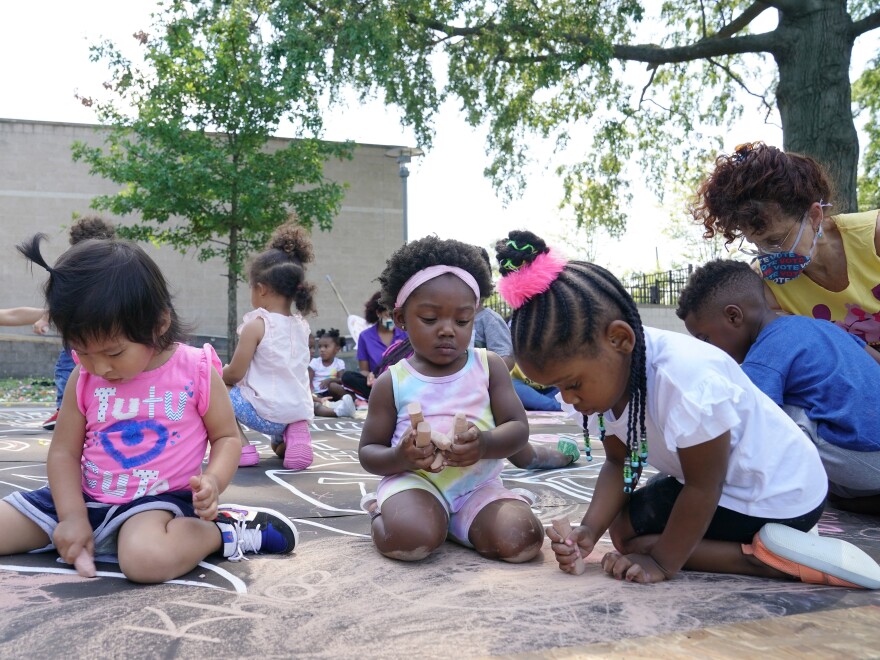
[357,235,544,562]
[496,229,880,589]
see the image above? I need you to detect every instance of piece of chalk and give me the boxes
[430,451,445,471]
[73,548,96,578]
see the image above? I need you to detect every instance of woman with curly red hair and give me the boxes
[692,142,880,349]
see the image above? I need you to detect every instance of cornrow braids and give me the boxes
[498,232,648,492]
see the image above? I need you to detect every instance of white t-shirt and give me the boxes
[585,327,827,519]
[238,308,314,424]
[309,356,345,393]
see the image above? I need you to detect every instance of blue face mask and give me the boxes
[381,318,395,331]
[756,220,822,285]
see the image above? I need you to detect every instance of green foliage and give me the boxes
[72,0,353,349]
[271,0,879,235]
[855,55,880,211]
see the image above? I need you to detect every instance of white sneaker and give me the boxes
[334,394,356,418]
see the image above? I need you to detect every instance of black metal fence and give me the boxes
[620,265,694,306]
[482,264,695,318]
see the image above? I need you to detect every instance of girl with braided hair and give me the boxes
[496,230,880,588]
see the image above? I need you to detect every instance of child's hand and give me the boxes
[396,427,438,471]
[53,515,95,577]
[190,474,221,521]
[443,424,483,468]
[600,552,669,584]
[546,524,595,575]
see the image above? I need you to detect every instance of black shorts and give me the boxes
[627,475,825,544]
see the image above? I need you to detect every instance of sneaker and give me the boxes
[215,504,299,562]
[334,394,356,418]
[359,492,380,519]
[748,523,880,589]
[238,443,260,467]
[283,420,313,470]
[42,410,59,431]
[556,437,580,464]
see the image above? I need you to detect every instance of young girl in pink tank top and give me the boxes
[1,235,297,583]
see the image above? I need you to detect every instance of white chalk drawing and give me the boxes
[122,601,262,642]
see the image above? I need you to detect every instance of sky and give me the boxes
[1,2,877,274]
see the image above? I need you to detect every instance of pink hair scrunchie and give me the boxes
[497,248,567,309]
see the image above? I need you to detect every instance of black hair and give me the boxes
[248,222,316,315]
[17,234,186,351]
[676,259,766,320]
[315,327,344,349]
[496,229,647,485]
[363,291,386,325]
[69,216,116,245]
[378,235,493,310]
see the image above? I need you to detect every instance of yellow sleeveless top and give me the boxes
[767,210,880,347]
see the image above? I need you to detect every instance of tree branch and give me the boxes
[852,10,880,37]
[612,32,778,64]
[709,2,772,40]
[707,57,778,124]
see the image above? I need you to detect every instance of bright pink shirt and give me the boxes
[75,343,220,504]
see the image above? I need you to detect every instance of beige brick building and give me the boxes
[0,118,406,351]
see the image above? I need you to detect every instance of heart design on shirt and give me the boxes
[98,419,169,469]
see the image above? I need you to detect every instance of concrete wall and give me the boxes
[0,118,405,350]
[638,304,688,335]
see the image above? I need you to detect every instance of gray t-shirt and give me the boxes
[471,307,512,357]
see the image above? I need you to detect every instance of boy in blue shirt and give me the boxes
[677,259,880,515]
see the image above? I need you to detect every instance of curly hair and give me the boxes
[676,259,765,320]
[363,291,386,324]
[377,235,493,310]
[248,221,316,315]
[691,142,834,245]
[69,216,116,245]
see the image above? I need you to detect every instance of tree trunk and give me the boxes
[773,0,858,211]
[227,224,239,363]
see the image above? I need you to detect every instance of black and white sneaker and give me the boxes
[215,504,299,561]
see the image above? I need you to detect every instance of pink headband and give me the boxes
[395,265,481,308]
[497,248,567,309]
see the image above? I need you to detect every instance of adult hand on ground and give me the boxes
[546,523,595,575]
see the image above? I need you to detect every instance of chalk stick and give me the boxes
[74,548,96,578]
[551,518,586,575]
[431,430,453,451]
[430,451,445,471]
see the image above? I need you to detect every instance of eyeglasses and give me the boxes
[731,209,808,257]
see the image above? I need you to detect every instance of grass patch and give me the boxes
[0,377,55,403]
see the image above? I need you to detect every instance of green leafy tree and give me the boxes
[271,0,880,232]
[72,0,352,357]
[856,52,880,210]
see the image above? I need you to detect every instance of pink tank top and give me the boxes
[75,343,220,504]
